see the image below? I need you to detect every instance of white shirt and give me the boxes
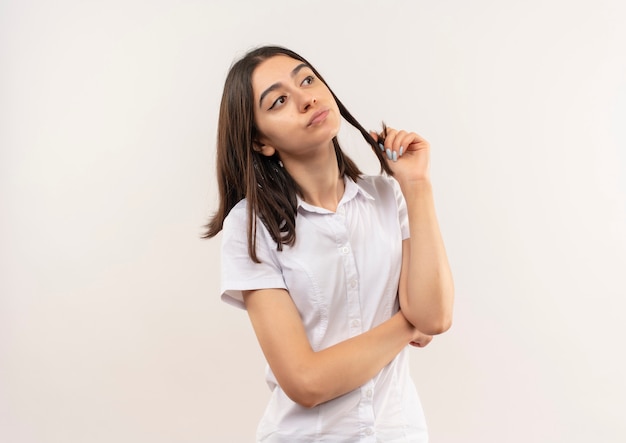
[221,175,428,443]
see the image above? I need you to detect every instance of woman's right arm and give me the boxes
[243,288,429,408]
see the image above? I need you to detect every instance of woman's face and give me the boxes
[251,55,341,161]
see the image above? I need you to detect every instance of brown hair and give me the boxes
[203,46,391,262]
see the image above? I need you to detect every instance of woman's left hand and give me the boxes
[370,127,431,184]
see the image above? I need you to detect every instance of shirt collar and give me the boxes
[297,176,375,214]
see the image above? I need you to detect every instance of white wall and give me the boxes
[2,1,625,441]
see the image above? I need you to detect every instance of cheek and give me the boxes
[257,119,294,148]
[330,109,342,134]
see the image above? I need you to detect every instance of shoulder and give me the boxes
[356,174,401,200]
[357,174,396,187]
[222,199,248,230]
[222,198,277,247]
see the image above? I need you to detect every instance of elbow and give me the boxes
[403,285,455,335]
[425,315,453,335]
[406,311,453,336]
[291,394,321,409]
[287,387,320,409]
[428,304,454,335]
[415,317,452,336]
[280,371,325,409]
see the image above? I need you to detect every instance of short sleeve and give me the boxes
[389,177,410,240]
[220,202,286,309]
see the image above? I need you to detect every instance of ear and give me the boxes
[252,140,276,157]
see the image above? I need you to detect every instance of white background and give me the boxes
[2,1,625,442]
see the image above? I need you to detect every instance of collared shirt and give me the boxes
[221,175,428,443]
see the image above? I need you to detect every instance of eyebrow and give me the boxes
[258,63,309,108]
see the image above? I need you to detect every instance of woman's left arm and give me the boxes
[373,128,455,335]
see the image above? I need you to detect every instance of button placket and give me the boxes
[333,203,363,339]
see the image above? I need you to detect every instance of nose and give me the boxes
[297,91,316,112]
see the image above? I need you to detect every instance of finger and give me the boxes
[382,126,397,148]
[387,129,416,161]
[369,130,386,154]
[401,132,429,153]
[389,130,409,156]
[382,128,428,159]
[382,127,399,161]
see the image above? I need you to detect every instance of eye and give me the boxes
[269,96,286,110]
[301,75,314,86]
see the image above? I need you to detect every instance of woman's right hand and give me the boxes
[406,316,433,348]
[409,331,433,348]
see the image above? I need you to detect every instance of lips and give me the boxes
[307,109,329,127]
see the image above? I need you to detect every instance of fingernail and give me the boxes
[386,148,392,160]
[399,146,404,156]
[378,142,385,151]
[392,150,398,162]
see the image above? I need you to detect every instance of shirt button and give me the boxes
[351,319,360,328]
[341,246,349,254]
[350,279,357,288]
[366,389,373,398]
[365,427,373,436]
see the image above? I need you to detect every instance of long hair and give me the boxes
[203,46,392,262]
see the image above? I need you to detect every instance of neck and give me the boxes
[282,141,345,212]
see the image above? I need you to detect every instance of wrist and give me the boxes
[397,178,433,198]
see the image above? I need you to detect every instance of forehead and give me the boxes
[252,55,307,95]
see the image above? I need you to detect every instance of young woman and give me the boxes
[205,46,454,442]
